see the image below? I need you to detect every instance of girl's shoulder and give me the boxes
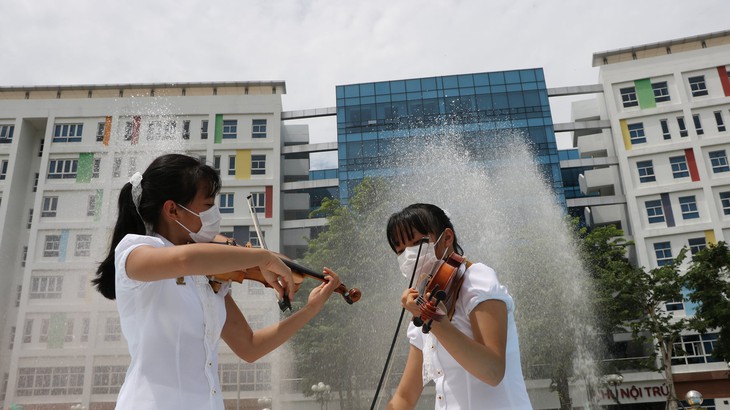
[461,262,514,313]
[115,234,167,254]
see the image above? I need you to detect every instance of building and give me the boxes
[568,30,730,408]
[334,69,565,206]
[0,81,322,409]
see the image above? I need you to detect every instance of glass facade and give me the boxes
[335,69,564,205]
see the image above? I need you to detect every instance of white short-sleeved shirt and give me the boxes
[408,263,533,410]
[114,234,230,410]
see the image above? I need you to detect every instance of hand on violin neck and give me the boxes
[259,252,296,302]
[400,288,421,317]
[305,267,341,310]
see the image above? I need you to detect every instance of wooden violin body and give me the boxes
[414,252,468,333]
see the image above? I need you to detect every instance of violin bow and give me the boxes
[246,194,291,311]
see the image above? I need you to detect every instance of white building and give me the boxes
[570,30,730,408]
[0,81,322,409]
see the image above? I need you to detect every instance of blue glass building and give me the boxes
[335,69,565,206]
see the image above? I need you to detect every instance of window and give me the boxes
[27,209,33,229]
[693,114,704,135]
[123,121,134,141]
[720,191,730,215]
[228,155,236,176]
[92,365,126,394]
[627,123,646,144]
[201,120,209,139]
[620,87,638,107]
[0,125,14,144]
[249,230,265,248]
[47,159,78,179]
[128,157,136,177]
[219,193,234,214]
[652,81,670,102]
[21,246,27,267]
[146,120,176,140]
[677,117,688,137]
[672,333,720,365]
[660,119,671,140]
[43,235,61,257]
[252,119,267,138]
[75,234,91,257]
[41,196,58,217]
[52,123,83,142]
[709,150,730,173]
[688,76,708,97]
[0,160,8,180]
[669,155,690,179]
[250,192,265,214]
[9,326,15,350]
[182,120,190,140]
[81,318,90,342]
[222,120,237,139]
[645,200,664,223]
[678,195,699,219]
[96,122,105,142]
[16,366,84,396]
[92,158,101,178]
[23,319,33,343]
[39,319,49,343]
[715,111,726,132]
[38,139,44,157]
[213,155,221,174]
[33,173,39,192]
[30,276,63,299]
[665,298,684,311]
[688,237,707,255]
[219,362,271,392]
[637,160,656,183]
[113,157,122,178]
[87,194,97,217]
[654,242,673,266]
[104,317,122,342]
[251,155,266,175]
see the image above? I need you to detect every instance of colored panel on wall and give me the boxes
[233,226,250,246]
[685,148,700,182]
[77,153,94,183]
[705,229,717,245]
[620,120,632,151]
[131,116,141,144]
[214,114,223,144]
[635,79,656,109]
[660,193,675,227]
[717,66,730,97]
[103,116,112,146]
[47,313,67,349]
[235,150,252,180]
[59,230,69,262]
[265,186,273,218]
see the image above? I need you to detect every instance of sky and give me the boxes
[1,0,729,156]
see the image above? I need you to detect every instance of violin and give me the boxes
[208,237,362,311]
[413,251,469,333]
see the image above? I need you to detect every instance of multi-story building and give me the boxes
[569,30,730,408]
[0,81,319,409]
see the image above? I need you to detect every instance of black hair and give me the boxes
[92,153,221,300]
[386,203,463,255]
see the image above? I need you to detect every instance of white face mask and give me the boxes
[396,232,445,279]
[175,203,221,243]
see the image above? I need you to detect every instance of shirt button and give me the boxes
[436,369,442,375]
[212,389,217,395]
[437,395,443,400]
[208,362,212,367]
[430,345,435,350]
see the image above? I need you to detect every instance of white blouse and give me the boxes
[407,263,533,410]
[114,234,230,410]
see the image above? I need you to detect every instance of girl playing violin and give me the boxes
[93,153,341,410]
[386,203,532,410]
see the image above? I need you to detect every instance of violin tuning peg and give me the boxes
[435,290,447,301]
[412,317,424,327]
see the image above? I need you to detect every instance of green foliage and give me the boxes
[683,241,730,362]
[290,178,404,410]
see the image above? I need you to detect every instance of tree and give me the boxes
[683,241,730,362]
[576,222,691,410]
[289,178,404,410]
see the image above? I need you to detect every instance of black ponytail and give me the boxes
[92,154,220,300]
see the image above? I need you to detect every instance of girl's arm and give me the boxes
[401,289,508,386]
[220,268,340,362]
[387,345,424,410]
[125,243,295,298]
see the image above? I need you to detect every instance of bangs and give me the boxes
[196,164,222,198]
[386,208,434,252]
